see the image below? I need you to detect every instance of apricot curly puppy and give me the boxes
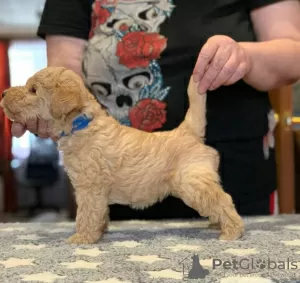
[1,67,244,243]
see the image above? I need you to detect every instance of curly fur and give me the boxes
[0,67,244,244]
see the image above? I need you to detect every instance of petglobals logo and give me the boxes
[212,258,299,271]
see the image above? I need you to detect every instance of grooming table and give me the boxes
[0,215,300,283]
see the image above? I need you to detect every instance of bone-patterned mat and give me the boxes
[1,215,300,283]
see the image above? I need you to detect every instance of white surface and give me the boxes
[0,0,45,39]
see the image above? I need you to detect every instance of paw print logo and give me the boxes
[255,259,267,269]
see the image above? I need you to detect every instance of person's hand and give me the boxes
[193,35,251,93]
[11,118,58,140]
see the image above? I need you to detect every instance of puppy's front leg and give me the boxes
[67,190,109,244]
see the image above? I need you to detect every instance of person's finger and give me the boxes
[50,134,59,142]
[223,62,248,86]
[193,41,219,83]
[46,120,59,141]
[197,45,231,93]
[26,118,38,134]
[47,120,55,136]
[11,122,26,137]
[208,54,239,91]
[37,119,49,138]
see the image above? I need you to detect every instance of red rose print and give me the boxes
[89,15,97,38]
[119,23,129,32]
[116,31,167,68]
[89,2,111,38]
[129,99,167,132]
[94,2,111,24]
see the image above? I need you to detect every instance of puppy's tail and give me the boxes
[179,76,207,142]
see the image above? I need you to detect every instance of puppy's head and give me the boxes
[1,66,95,125]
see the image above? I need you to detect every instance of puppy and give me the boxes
[0,67,244,244]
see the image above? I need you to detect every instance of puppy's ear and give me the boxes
[50,69,85,119]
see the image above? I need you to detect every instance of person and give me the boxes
[12,0,300,219]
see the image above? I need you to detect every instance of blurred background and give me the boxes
[0,0,69,222]
[0,0,300,223]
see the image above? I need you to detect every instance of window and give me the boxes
[8,39,47,162]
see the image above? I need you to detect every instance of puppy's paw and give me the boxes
[66,233,99,244]
[219,229,244,241]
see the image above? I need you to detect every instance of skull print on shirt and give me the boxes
[82,0,175,132]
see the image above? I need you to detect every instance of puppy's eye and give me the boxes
[30,87,36,94]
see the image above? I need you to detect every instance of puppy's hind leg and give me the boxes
[208,182,244,240]
[174,168,244,240]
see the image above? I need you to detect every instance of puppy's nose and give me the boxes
[1,90,6,98]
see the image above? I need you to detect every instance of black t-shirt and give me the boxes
[37,0,282,143]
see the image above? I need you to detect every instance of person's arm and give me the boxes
[38,0,92,75]
[11,0,92,138]
[46,35,86,76]
[241,0,300,91]
[194,0,300,93]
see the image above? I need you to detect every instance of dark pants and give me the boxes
[109,136,277,220]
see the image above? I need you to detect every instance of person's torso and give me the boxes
[82,0,271,142]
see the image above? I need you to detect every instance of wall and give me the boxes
[0,0,45,38]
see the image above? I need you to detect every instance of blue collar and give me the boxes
[60,114,92,137]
